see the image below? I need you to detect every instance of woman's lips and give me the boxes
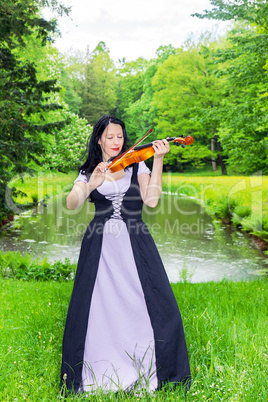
[112,147,120,151]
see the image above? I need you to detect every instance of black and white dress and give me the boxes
[61,162,191,393]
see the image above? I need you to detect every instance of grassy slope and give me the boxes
[0,278,267,401]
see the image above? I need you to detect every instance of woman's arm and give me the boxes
[66,162,108,209]
[138,139,170,208]
[66,181,94,209]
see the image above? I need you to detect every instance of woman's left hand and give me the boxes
[152,139,170,159]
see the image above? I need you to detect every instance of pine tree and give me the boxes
[0,0,69,222]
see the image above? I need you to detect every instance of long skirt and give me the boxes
[61,217,191,393]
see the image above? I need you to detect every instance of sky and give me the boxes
[43,0,230,62]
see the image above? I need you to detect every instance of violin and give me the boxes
[107,130,194,173]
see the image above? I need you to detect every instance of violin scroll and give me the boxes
[174,136,194,147]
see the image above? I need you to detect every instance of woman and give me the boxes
[61,115,191,394]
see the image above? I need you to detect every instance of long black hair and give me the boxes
[79,115,129,175]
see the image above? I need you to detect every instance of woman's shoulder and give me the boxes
[74,171,88,184]
[137,161,151,176]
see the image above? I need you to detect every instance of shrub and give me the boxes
[232,205,251,227]
[205,195,237,221]
[43,112,92,172]
[0,251,76,281]
[241,214,268,240]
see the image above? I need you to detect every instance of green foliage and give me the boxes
[206,195,237,220]
[3,30,93,173]
[233,205,252,218]
[2,0,268,226]
[0,0,68,219]
[43,111,92,171]
[194,1,268,174]
[232,205,252,227]
[193,0,268,27]
[31,192,39,204]
[151,44,226,171]
[59,67,82,114]
[115,57,148,142]
[61,42,117,125]
[241,214,268,240]
[118,46,176,144]
[0,250,76,281]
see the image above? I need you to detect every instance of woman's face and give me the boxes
[98,123,124,161]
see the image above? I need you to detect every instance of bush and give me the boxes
[232,205,251,227]
[43,112,92,172]
[0,251,76,281]
[241,214,268,240]
[205,195,237,221]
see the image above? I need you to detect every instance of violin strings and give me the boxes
[108,129,154,168]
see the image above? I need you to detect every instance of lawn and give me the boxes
[0,277,267,401]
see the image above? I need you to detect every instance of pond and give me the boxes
[0,193,266,282]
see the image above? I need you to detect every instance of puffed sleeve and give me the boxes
[74,171,88,184]
[137,161,151,176]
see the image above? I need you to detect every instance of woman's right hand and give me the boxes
[67,162,108,210]
[88,162,108,190]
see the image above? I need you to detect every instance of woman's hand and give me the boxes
[152,139,170,159]
[88,162,108,190]
[66,162,108,210]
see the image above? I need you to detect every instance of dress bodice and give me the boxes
[91,164,143,221]
[74,162,151,222]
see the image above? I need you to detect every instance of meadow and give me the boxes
[10,171,75,206]
[0,276,267,401]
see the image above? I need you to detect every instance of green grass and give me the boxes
[10,170,77,204]
[167,167,224,177]
[0,278,267,401]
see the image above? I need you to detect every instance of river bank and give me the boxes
[0,277,267,401]
[162,173,268,253]
[4,170,268,252]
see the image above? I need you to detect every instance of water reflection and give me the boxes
[0,193,265,283]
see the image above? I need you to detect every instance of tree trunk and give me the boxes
[216,139,227,175]
[211,138,217,171]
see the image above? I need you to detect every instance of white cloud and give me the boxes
[44,0,229,61]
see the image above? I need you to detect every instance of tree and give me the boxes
[152,45,227,172]
[59,67,82,114]
[61,42,118,125]
[115,57,148,143]
[117,45,176,145]
[194,0,268,174]
[0,0,69,221]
